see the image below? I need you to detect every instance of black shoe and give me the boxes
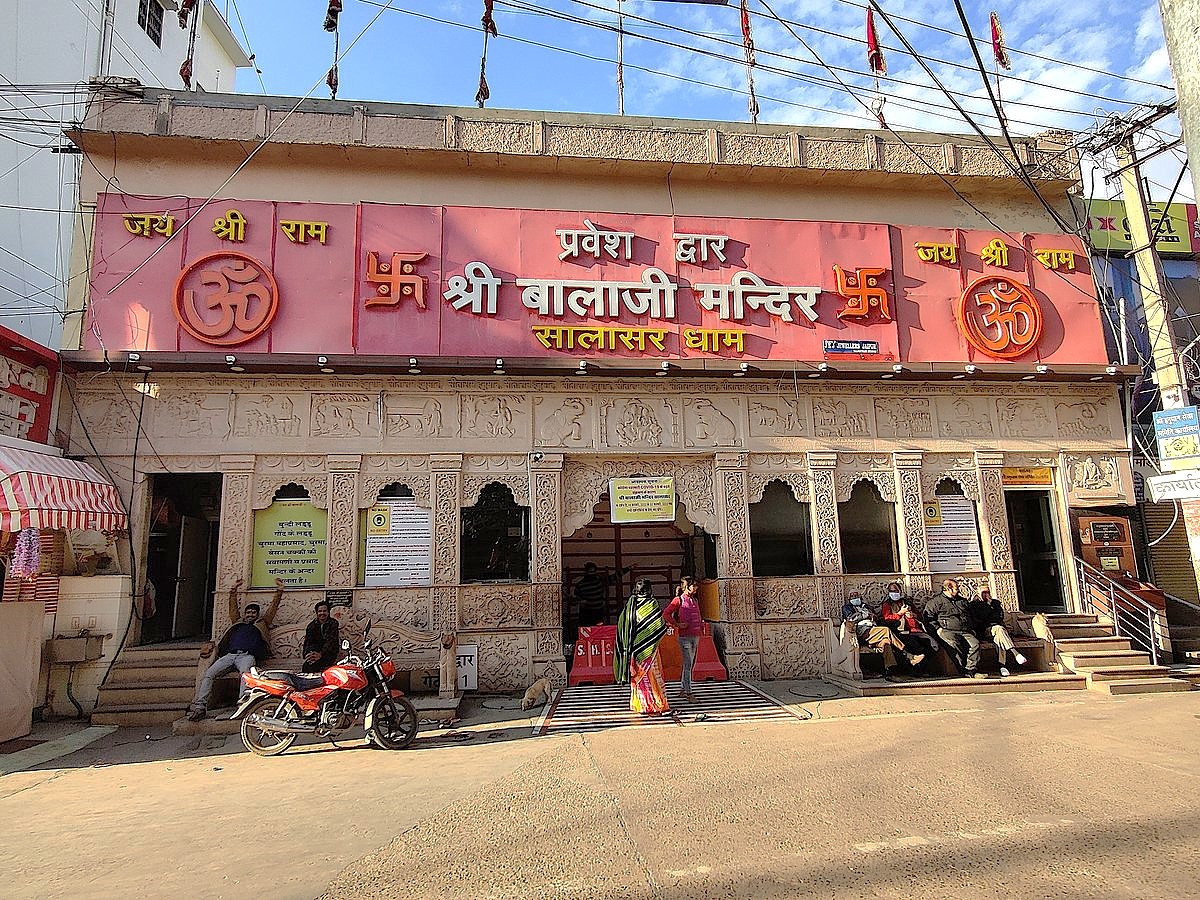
[186,708,205,722]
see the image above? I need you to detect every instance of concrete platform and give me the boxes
[826,670,1087,697]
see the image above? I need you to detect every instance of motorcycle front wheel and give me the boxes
[240,696,301,757]
[366,695,418,750]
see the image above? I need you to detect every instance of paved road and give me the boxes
[2,685,1198,899]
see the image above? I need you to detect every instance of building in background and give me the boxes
[1,1,250,347]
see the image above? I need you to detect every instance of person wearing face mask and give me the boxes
[842,590,925,677]
[923,578,984,679]
[880,581,939,660]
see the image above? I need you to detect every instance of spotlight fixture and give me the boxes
[128,352,140,362]
[818,362,829,372]
[881,372,895,379]
[733,362,749,377]
[128,352,151,372]
[952,372,967,380]
[408,357,421,375]
[316,355,328,365]
[965,363,977,375]
[225,354,245,372]
[892,364,904,373]
[575,360,587,375]
[1089,375,1103,381]
[317,355,334,373]
[1036,364,1050,375]
[1105,365,1118,376]
[225,355,236,365]
[807,371,821,378]
[655,361,670,376]
[493,358,505,375]
[1021,373,1036,381]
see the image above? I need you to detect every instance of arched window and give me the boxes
[461,483,530,583]
[251,484,328,587]
[837,480,898,574]
[749,480,814,576]
[358,483,431,587]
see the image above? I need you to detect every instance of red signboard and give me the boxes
[87,194,1109,365]
[0,325,58,444]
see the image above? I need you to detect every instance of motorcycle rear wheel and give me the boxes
[367,696,418,750]
[240,696,300,757]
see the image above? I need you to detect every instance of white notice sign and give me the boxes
[456,643,478,692]
[364,498,433,586]
[924,497,984,573]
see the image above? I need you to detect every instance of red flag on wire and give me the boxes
[990,11,1011,70]
[740,0,756,66]
[482,0,499,37]
[866,9,886,76]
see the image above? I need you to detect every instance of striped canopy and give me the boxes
[0,447,127,532]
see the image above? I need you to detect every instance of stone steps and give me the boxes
[1084,665,1173,681]
[1060,649,1154,671]
[1053,636,1131,654]
[91,642,201,726]
[833,672,1087,698]
[1049,624,1115,639]
[1044,613,1105,627]
[1088,678,1193,695]
[97,681,195,706]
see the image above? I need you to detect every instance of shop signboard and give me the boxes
[363,498,433,587]
[1084,198,1200,256]
[1002,467,1053,486]
[924,497,984,572]
[0,325,58,445]
[609,476,677,524]
[1146,471,1200,503]
[251,499,328,587]
[1153,406,1200,467]
[87,194,1110,367]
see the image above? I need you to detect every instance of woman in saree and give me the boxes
[613,579,672,716]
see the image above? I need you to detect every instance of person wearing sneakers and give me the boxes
[841,590,925,678]
[924,578,985,679]
[664,575,704,702]
[969,588,1027,677]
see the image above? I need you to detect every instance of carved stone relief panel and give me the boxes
[978,467,1014,570]
[818,576,846,618]
[76,394,138,443]
[533,583,562,629]
[326,471,359,588]
[728,622,759,652]
[458,584,534,629]
[920,455,980,501]
[383,395,456,439]
[534,629,562,658]
[724,579,756,623]
[896,466,929,573]
[431,585,457,635]
[432,472,461,586]
[754,577,821,618]
[538,658,568,689]
[760,622,829,678]
[1055,397,1118,440]
[463,474,530,507]
[562,456,716,535]
[748,397,809,437]
[808,467,842,576]
[812,397,873,439]
[461,395,526,439]
[214,472,253,633]
[684,397,742,448]
[834,470,896,503]
[747,473,811,504]
[232,393,305,438]
[475,632,533,692]
[874,398,933,438]
[1064,453,1131,504]
[532,472,562,585]
[150,391,230,439]
[719,469,752,579]
[533,396,593,448]
[360,455,430,507]
[311,394,379,438]
[725,652,763,680]
[140,455,223,474]
[600,397,679,449]
[996,398,1053,438]
[936,396,994,438]
[354,588,432,630]
[253,473,329,510]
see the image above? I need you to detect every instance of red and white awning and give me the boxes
[0,447,127,532]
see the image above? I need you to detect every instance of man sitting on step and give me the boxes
[842,590,925,678]
[187,577,284,721]
[968,587,1027,678]
[924,578,985,679]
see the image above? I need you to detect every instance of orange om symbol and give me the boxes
[956,276,1042,359]
[832,265,892,321]
[174,252,279,346]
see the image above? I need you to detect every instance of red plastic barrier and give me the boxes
[658,622,727,683]
[569,625,618,686]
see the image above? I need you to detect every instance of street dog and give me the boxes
[520,677,552,710]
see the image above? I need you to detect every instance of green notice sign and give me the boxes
[252,499,328,587]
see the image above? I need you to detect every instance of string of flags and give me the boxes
[477,1,499,108]
[325,2,343,100]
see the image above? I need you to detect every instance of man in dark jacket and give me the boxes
[924,578,983,678]
[302,601,340,672]
[187,577,284,720]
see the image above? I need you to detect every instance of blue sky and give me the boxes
[219,1,1190,201]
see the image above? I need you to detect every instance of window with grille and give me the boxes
[138,0,165,48]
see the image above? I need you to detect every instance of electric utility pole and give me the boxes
[1158,1,1200,204]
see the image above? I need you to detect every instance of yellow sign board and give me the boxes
[1002,466,1053,486]
[923,500,943,526]
[609,476,676,524]
[251,499,328,587]
[367,505,391,536]
[1084,198,1199,256]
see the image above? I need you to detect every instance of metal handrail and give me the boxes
[1074,558,1169,665]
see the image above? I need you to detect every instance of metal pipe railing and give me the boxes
[1074,557,1166,665]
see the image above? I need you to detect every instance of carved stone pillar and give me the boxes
[531,454,566,686]
[976,451,1017,609]
[894,451,928,576]
[430,454,462,634]
[808,452,843,616]
[325,455,361,589]
[715,453,760,677]
[214,455,255,636]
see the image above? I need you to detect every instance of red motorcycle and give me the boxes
[232,628,418,756]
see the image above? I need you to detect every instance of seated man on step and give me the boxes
[187,577,284,721]
[968,587,1027,677]
[924,578,985,679]
[842,590,925,678]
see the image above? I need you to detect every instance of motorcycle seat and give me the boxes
[258,671,327,690]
